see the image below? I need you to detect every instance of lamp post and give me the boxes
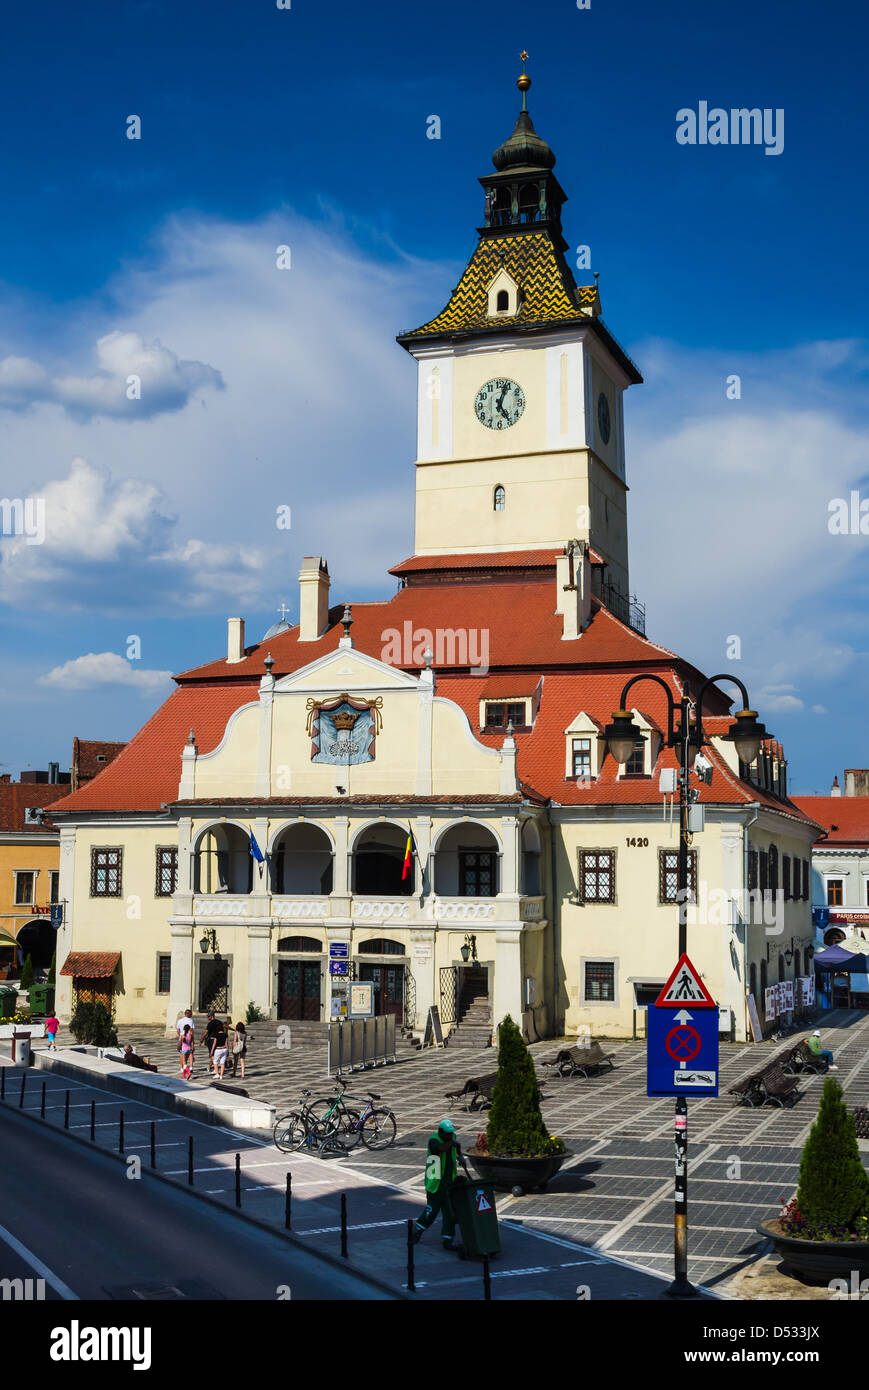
[604,674,766,1298]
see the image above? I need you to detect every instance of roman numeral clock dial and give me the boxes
[474,377,526,430]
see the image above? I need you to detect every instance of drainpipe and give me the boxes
[742,803,760,1038]
[545,802,559,1036]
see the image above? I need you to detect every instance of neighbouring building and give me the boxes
[0,767,69,976]
[70,739,127,793]
[793,775,869,1007]
[46,68,818,1041]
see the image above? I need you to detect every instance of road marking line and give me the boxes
[0,1221,79,1300]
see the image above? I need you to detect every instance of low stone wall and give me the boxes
[30,1047,276,1133]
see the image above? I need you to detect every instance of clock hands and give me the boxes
[496,383,510,420]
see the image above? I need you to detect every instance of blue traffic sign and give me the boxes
[647,1006,719,1097]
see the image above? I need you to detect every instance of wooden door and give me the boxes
[278,959,321,1020]
[358,963,404,1024]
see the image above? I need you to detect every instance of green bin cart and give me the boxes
[450,1178,501,1257]
[28,984,54,1016]
[0,987,15,1019]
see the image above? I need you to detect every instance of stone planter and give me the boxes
[757,1219,869,1283]
[468,1149,569,1195]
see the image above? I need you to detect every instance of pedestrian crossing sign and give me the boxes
[654,953,716,1009]
[475,1190,492,1213]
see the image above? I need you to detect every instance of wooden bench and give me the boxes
[541,1042,614,1078]
[729,1068,768,1107]
[788,1041,828,1075]
[760,1067,801,1107]
[445,1072,499,1112]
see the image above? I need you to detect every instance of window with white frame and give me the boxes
[826,876,844,907]
[571,738,593,780]
[483,700,529,731]
[564,713,601,780]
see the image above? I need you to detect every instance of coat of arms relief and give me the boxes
[305,694,383,766]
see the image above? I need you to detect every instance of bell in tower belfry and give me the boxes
[397,56,642,605]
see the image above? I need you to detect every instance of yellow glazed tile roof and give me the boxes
[403,230,596,338]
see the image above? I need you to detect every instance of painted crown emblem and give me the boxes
[332,710,359,731]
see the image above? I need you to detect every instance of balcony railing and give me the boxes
[188,893,546,926]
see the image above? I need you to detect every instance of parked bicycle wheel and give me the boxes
[273,1112,308,1152]
[337,1108,363,1149]
[360,1109,396,1150]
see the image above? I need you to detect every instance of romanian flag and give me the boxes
[401,829,416,881]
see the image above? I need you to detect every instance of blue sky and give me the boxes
[0,0,867,791]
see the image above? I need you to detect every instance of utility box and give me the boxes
[451,1179,501,1257]
[11,1032,32,1067]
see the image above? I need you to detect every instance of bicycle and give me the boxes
[312,1075,397,1152]
[273,1089,343,1153]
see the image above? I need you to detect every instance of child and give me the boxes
[44,1014,60,1051]
[178,1023,195,1079]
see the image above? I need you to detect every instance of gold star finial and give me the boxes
[517,51,531,106]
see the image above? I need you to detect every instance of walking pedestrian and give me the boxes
[211,1019,229,1080]
[178,1023,195,1079]
[230,1021,247,1079]
[44,1013,60,1051]
[175,1007,195,1038]
[200,1011,221,1074]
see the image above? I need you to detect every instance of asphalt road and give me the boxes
[0,1109,392,1301]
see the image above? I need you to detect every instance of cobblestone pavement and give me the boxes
[44,1007,869,1294]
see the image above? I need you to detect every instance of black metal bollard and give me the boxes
[483,1255,492,1301]
[18,1073,26,1108]
[285,1172,292,1230]
[90,1099,95,1141]
[235,1152,242,1208]
[150,1121,156,1168]
[188,1135,194,1185]
[118,1109,125,1153]
[406,1219,416,1292]
[340,1192,348,1258]
[1,1065,5,1100]
[40,1081,46,1118]
[63,1090,69,1128]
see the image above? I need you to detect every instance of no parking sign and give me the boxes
[646,1006,719,1096]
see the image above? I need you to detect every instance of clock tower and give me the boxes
[397,61,642,601]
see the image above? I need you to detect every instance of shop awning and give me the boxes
[813,945,869,972]
[59,951,120,978]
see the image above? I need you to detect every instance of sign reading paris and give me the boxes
[306,694,383,767]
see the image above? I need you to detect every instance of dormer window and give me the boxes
[564,711,602,781]
[623,738,645,776]
[571,738,592,779]
[484,700,528,731]
[486,268,520,318]
[493,485,505,511]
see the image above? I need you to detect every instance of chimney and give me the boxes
[226,617,245,663]
[844,769,869,797]
[831,775,841,797]
[48,762,58,784]
[556,540,591,640]
[298,557,330,641]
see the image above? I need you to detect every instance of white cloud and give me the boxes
[0,331,222,420]
[811,704,829,715]
[755,684,805,713]
[38,651,173,693]
[0,457,271,613]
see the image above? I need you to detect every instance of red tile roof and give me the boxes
[60,951,120,978]
[0,780,64,833]
[43,574,815,825]
[388,547,607,577]
[791,797,869,845]
[71,739,127,790]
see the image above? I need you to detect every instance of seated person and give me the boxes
[806,1030,838,1071]
[122,1043,158,1073]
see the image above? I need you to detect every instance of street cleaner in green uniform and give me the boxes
[413,1119,470,1249]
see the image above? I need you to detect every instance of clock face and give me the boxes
[475,378,526,430]
[597,391,612,445]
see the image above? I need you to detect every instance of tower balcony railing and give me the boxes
[600,581,646,636]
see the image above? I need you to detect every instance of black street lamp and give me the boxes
[604,673,766,1298]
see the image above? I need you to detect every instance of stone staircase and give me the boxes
[447,966,493,1049]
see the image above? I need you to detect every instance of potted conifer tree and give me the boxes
[468,1015,567,1194]
[757,1076,869,1280]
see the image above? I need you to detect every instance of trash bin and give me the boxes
[11,1032,32,1067]
[0,986,15,1019]
[450,1178,501,1257]
[28,984,53,1016]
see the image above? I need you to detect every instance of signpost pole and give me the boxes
[668,694,697,1299]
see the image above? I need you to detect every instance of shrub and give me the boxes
[246,1001,267,1023]
[47,950,56,986]
[484,1015,564,1157]
[69,1000,118,1048]
[789,1077,869,1240]
[19,955,35,991]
